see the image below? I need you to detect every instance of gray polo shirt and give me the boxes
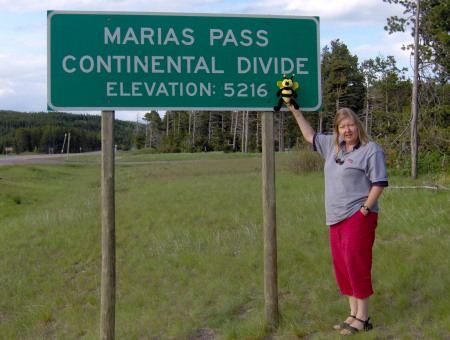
[313,133,389,225]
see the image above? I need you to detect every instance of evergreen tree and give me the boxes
[321,39,366,132]
[383,0,450,178]
[384,0,450,82]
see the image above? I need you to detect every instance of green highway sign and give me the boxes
[47,11,321,111]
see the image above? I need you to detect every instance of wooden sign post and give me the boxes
[261,111,279,331]
[100,110,116,339]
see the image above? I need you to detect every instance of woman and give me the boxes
[286,104,388,334]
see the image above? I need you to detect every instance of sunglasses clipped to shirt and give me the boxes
[335,156,345,165]
[335,142,361,165]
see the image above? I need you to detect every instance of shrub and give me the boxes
[287,148,324,174]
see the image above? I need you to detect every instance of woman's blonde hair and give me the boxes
[333,108,371,154]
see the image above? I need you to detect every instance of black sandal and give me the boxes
[333,315,355,330]
[340,317,373,334]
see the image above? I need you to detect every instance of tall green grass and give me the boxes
[0,153,448,339]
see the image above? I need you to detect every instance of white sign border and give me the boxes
[47,10,321,112]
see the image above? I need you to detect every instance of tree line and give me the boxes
[135,37,448,176]
[0,111,136,154]
[2,34,448,177]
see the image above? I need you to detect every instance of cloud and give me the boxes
[353,31,413,70]
[1,0,222,13]
[241,0,406,26]
[0,81,15,97]
[0,51,46,81]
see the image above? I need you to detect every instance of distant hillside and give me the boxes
[0,110,141,154]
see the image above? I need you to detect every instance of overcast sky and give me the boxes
[0,0,411,121]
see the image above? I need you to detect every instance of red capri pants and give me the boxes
[329,210,378,299]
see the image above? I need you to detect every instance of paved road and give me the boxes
[0,152,101,166]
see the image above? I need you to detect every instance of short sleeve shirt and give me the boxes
[313,133,389,225]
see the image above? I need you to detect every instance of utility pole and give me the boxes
[66,133,71,160]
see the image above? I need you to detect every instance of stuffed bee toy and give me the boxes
[273,74,299,111]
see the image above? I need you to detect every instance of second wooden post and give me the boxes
[100,110,116,340]
[261,111,279,331]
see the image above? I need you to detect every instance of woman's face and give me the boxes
[338,117,359,146]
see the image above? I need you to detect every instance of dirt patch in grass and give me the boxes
[188,328,216,340]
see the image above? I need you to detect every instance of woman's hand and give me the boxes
[285,102,296,112]
[360,206,370,216]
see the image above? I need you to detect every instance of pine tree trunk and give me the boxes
[232,111,238,151]
[411,0,420,180]
[166,112,169,136]
[192,112,196,146]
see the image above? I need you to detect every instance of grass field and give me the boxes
[0,151,449,339]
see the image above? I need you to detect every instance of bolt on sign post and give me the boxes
[47,11,320,336]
